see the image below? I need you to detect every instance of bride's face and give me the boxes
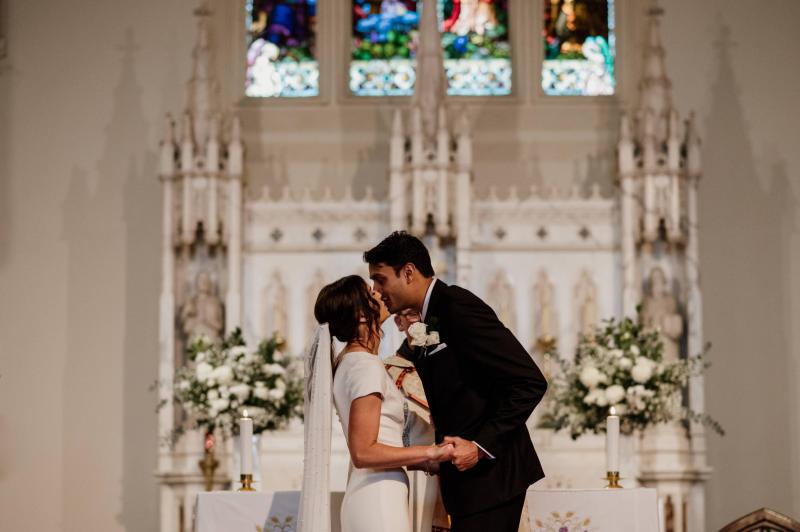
[370,287,391,324]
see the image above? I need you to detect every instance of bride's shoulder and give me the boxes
[334,352,387,400]
[336,352,384,378]
[335,351,379,374]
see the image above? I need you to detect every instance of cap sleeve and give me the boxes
[344,357,387,403]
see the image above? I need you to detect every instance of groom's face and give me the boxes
[368,263,412,314]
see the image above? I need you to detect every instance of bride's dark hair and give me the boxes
[314,275,382,344]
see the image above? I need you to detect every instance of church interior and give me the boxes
[1,0,799,531]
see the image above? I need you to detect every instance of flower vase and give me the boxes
[232,433,263,490]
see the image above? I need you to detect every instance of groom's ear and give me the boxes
[401,263,416,284]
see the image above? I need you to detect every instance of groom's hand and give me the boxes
[442,436,480,472]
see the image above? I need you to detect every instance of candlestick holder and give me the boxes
[238,474,255,492]
[605,471,622,489]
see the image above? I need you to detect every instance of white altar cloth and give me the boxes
[525,488,660,532]
[194,491,343,532]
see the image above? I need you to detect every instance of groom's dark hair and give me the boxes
[363,231,435,277]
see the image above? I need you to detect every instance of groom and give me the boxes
[365,231,548,532]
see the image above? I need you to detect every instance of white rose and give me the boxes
[195,351,207,363]
[595,389,609,407]
[629,345,640,356]
[579,366,606,389]
[196,362,213,382]
[268,388,285,401]
[272,350,285,362]
[632,364,652,383]
[605,384,626,405]
[178,380,191,391]
[254,385,269,400]
[609,349,623,358]
[230,346,248,358]
[408,322,428,347]
[212,365,234,385]
[207,389,220,401]
[617,357,633,370]
[263,363,286,376]
[425,331,440,346]
[583,388,603,405]
[631,357,655,383]
[275,379,287,391]
[230,383,251,402]
[210,397,230,412]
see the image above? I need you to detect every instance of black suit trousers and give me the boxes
[449,492,526,532]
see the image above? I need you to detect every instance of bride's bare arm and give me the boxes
[348,393,453,469]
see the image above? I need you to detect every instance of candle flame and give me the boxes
[609,406,617,416]
[243,409,249,418]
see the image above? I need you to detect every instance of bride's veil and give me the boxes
[297,323,334,532]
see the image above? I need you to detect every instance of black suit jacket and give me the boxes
[400,280,548,517]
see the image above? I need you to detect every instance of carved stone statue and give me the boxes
[264,271,288,342]
[533,270,557,351]
[488,270,516,333]
[574,270,598,339]
[180,271,224,343]
[641,266,683,361]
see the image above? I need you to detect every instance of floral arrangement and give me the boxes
[539,317,723,439]
[166,328,303,444]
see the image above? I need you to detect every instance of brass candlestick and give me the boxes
[605,471,622,489]
[239,474,255,492]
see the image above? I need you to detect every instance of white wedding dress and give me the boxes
[333,351,412,532]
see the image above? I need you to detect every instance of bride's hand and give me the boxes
[428,443,455,463]
[408,460,439,475]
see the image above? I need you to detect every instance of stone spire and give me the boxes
[637,3,672,139]
[413,0,446,144]
[185,3,219,145]
[637,0,672,148]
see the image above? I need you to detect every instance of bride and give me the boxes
[298,275,454,532]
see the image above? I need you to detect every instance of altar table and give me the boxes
[194,490,343,532]
[196,487,659,532]
[525,488,660,532]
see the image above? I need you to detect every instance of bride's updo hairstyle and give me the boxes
[314,275,381,344]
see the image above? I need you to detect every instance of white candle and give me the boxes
[239,410,253,476]
[606,406,620,472]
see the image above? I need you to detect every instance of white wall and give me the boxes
[0,1,195,531]
[658,0,800,527]
[0,0,798,531]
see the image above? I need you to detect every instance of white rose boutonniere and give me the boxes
[408,322,429,347]
[407,319,441,355]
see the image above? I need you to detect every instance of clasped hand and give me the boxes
[413,437,481,474]
[442,436,481,472]
[410,442,455,475]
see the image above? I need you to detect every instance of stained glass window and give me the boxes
[245,0,319,98]
[349,0,512,97]
[541,0,615,96]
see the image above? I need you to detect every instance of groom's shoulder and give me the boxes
[442,283,492,311]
